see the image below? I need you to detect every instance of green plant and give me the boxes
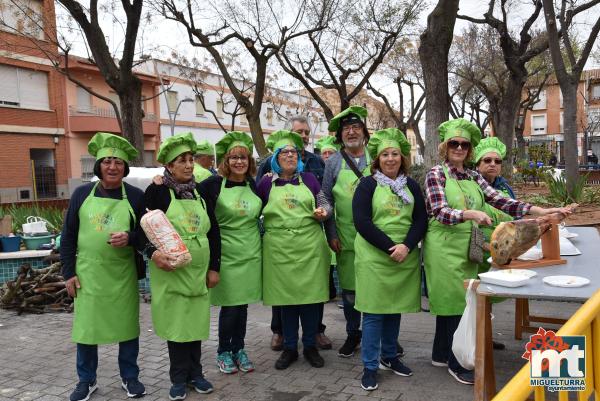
[544,173,588,205]
[582,186,600,205]
[0,205,65,234]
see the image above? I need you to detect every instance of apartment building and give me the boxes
[521,69,600,163]
[0,0,69,203]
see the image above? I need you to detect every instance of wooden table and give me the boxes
[474,226,600,401]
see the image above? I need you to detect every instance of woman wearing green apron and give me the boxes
[198,132,262,375]
[423,119,570,385]
[352,129,427,392]
[257,130,331,370]
[144,133,221,401]
[61,133,146,401]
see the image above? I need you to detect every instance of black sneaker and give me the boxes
[396,342,405,358]
[275,349,299,370]
[303,347,324,368]
[70,380,98,401]
[338,333,361,358]
[379,358,413,377]
[448,368,475,385]
[360,368,378,391]
[121,378,146,398]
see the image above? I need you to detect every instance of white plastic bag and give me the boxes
[22,216,49,235]
[452,279,477,370]
[141,209,192,268]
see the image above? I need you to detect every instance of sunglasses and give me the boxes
[447,140,471,150]
[482,157,503,165]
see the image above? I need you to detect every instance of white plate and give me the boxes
[479,269,537,287]
[559,227,579,239]
[543,275,590,288]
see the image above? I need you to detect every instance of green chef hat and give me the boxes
[474,137,507,163]
[196,139,214,156]
[157,132,197,164]
[438,118,482,147]
[266,130,304,152]
[328,106,368,132]
[215,131,254,161]
[315,135,340,152]
[367,128,411,159]
[88,132,138,162]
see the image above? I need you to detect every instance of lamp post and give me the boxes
[170,97,194,136]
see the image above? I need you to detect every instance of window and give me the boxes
[166,90,178,113]
[216,100,224,118]
[76,86,92,112]
[532,114,546,135]
[80,154,95,181]
[240,107,247,125]
[0,64,49,109]
[532,90,546,110]
[195,95,204,116]
[108,92,120,116]
[267,107,273,125]
[143,150,155,167]
[30,149,56,198]
[559,89,563,108]
[0,0,44,39]
[592,85,600,100]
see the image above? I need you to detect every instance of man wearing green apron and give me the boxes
[61,133,146,401]
[144,133,220,400]
[193,139,217,181]
[323,106,405,358]
[352,128,428,391]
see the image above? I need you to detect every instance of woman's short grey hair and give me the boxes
[287,115,312,131]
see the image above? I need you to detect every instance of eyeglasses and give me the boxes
[279,149,298,157]
[447,140,471,150]
[342,124,363,133]
[482,157,502,165]
[101,158,125,167]
[228,155,248,162]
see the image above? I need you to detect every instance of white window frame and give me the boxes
[195,95,205,116]
[560,112,564,133]
[76,85,92,113]
[216,100,224,118]
[532,90,547,110]
[266,107,274,125]
[592,84,600,100]
[166,90,178,114]
[0,64,49,110]
[531,114,547,135]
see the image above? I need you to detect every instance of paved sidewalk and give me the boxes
[0,298,580,401]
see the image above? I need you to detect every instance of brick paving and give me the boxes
[0,298,580,401]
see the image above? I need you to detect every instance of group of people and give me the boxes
[60,107,571,401]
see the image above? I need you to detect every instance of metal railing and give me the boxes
[68,105,157,121]
[492,289,600,401]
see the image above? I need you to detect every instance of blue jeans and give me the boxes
[76,337,139,383]
[432,315,466,373]
[342,290,361,337]
[281,303,320,350]
[218,305,247,354]
[361,313,400,371]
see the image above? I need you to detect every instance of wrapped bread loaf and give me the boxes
[141,209,192,268]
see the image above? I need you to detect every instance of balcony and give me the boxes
[68,105,159,135]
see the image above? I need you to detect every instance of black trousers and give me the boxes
[167,340,203,384]
[432,315,466,373]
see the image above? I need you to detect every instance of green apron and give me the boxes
[72,182,139,345]
[423,166,486,316]
[262,175,329,306]
[210,178,262,306]
[193,164,212,183]
[354,184,421,314]
[332,154,371,290]
[149,188,211,342]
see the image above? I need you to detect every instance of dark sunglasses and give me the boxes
[482,157,503,164]
[447,140,471,150]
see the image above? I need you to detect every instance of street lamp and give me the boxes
[170,97,194,136]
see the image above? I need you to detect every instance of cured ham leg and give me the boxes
[490,204,577,265]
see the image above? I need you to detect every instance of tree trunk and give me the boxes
[119,78,144,166]
[418,0,460,168]
[494,80,524,180]
[515,127,527,162]
[247,113,268,157]
[562,84,579,192]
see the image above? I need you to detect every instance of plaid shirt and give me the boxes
[425,162,531,225]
